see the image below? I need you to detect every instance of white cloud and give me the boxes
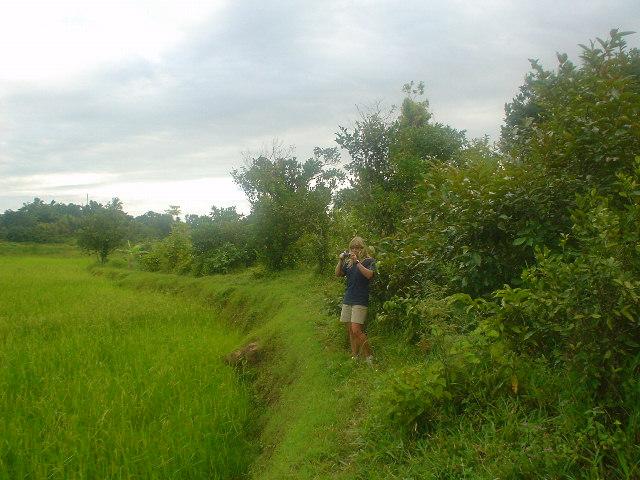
[0,172,117,192]
[0,0,638,215]
[0,0,226,83]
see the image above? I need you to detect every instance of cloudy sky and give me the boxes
[1,0,638,216]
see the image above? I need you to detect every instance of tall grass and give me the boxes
[95,265,363,479]
[0,254,255,479]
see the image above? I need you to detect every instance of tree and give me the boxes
[131,211,174,240]
[232,144,342,270]
[336,83,466,237]
[186,206,256,274]
[165,205,181,222]
[0,198,84,243]
[500,29,640,193]
[77,198,130,264]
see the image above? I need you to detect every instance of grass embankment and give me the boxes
[92,265,369,479]
[0,248,255,479]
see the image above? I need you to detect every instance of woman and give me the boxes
[335,236,375,365]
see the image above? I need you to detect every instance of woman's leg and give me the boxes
[346,323,357,356]
[350,322,371,358]
[340,305,358,356]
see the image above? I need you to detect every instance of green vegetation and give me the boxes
[77,198,130,264]
[6,243,638,478]
[1,29,639,478]
[231,145,343,271]
[94,264,355,479]
[0,198,174,247]
[0,250,255,479]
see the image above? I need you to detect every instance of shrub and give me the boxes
[492,159,640,398]
[502,29,640,192]
[140,223,193,274]
[375,157,577,306]
[375,319,522,435]
[192,242,251,275]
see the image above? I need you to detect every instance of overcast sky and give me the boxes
[1,0,638,216]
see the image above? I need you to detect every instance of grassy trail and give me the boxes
[93,264,371,479]
[0,254,255,479]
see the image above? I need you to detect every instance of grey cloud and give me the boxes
[1,0,639,213]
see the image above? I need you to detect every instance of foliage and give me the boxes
[188,206,256,275]
[139,223,193,273]
[378,361,451,431]
[0,198,176,244]
[130,210,174,240]
[192,242,248,275]
[353,34,640,478]
[374,156,577,306]
[378,289,474,343]
[77,198,130,264]
[374,30,640,308]
[375,291,519,431]
[336,84,467,237]
[490,159,640,398]
[0,198,84,242]
[232,145,342,270]
[117,240,148,269]
[501,29,640,192]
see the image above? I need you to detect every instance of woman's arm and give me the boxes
[355,261,374,280]
[351,255,374,280]
[335,256,345,277]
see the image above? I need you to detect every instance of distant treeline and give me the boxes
[0,197,174,243]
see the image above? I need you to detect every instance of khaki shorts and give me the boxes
[340,304,368,325]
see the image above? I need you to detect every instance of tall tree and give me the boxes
[232,145,342,270]
[77,198,130,264]
[336,82,466,237]
[131,211,174,240]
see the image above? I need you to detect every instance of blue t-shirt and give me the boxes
[342,257,376,306]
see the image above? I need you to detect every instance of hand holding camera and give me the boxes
[339,250,360,265]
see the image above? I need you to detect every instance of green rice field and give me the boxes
[0,251,255,479]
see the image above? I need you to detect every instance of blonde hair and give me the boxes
[347,236,371,267]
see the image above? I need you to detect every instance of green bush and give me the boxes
[377,289,477,343]
[232,147,341,271]
[375,156,577,306]
[491,158,640,400]
[375,298,524,433]
[378,361,451,431]
[192,242,250,275]
[140,223,193,274]
[502,29,640,192]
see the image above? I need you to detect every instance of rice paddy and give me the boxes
[0,252,255,479]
